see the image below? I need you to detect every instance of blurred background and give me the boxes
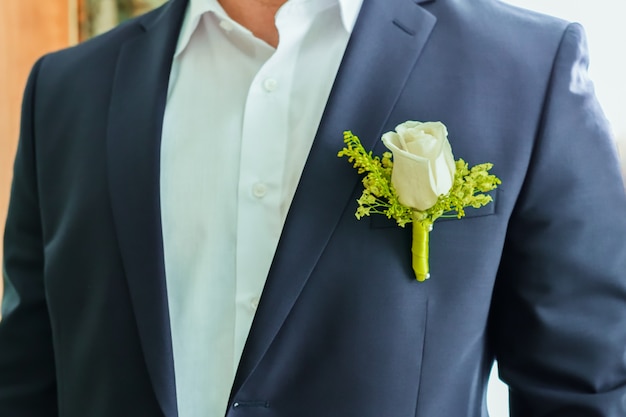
[0,1,624,416]
[78,0,166,40]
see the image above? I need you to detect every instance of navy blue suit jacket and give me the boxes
[2,0,626,416]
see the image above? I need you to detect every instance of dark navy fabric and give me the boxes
[2,0,626,416]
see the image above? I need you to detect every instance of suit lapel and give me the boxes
[107,1,187,416]
[231,0,437,399]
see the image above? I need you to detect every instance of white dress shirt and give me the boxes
[160,0,362,415]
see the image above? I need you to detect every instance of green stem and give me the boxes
[411,219,431,281]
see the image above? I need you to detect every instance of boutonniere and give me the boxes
[338,121,501,281]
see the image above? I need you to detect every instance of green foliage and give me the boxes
[338,131,501,229]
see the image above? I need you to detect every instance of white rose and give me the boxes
[381,121,456,211]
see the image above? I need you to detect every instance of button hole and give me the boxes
[392,19,416,36]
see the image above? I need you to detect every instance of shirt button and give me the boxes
[263,78,278,92]
[250,297,260,310]
[252,183,267,198]
[219,19,234,32]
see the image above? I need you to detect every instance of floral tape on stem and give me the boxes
[411,219,430,281]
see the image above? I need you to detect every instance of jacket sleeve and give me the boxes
[490,23,626,417]
[0,57,59,416]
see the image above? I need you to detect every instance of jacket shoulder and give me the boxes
[432,0,571,53]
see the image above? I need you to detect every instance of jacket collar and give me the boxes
[107,1,188,416]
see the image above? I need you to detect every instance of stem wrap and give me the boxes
[411,220,430,281]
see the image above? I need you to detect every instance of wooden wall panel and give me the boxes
[0,0,72,303]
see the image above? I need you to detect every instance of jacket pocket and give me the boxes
[370,189,497,228]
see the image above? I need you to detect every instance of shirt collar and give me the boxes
[174,0,363,57]
[337,0,363,33]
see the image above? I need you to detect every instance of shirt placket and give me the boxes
[233,8,314,367]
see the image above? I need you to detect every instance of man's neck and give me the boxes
[218,0,288,47]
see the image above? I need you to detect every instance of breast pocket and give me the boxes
[369,189,498,229]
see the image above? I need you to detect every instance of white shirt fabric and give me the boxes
[159,0,362,415]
